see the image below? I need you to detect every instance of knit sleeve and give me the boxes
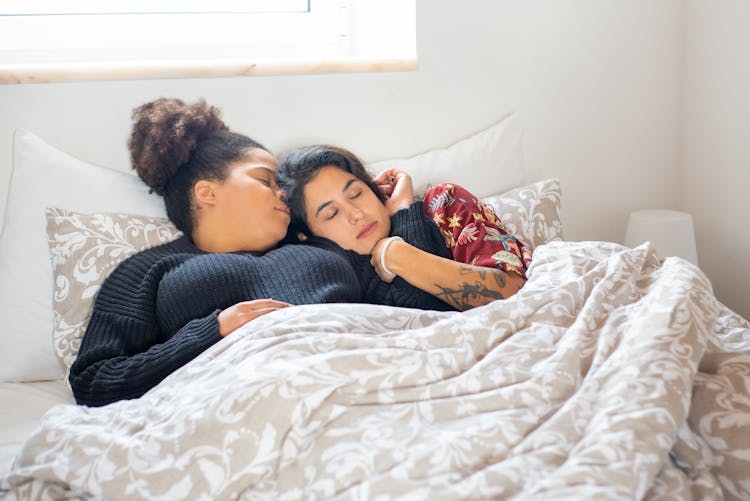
[69,310,222,407]
[390,201,452,259]
[68,245,223,407]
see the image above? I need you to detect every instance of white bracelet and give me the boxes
[380,236,403,278]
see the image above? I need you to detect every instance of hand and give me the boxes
[373,168,414,215]
[370,236,404,283]
[217,298,291,337]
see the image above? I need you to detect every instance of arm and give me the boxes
[344,248,457,311]
[69,307,223,407]
[373,238,525,311]
[71,298,289,408]
[69,246,290,407]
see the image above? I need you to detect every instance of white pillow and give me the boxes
[366,112,524,199]
[0,129,167,382]
[0,115,525,383]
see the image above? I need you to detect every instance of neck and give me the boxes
[191,215,274,254]
[191,216,238,253]
[191,226,224,254]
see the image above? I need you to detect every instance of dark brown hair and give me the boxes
[128,97,268,235]
[277,145,386,237]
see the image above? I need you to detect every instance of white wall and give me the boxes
[0,2,693,293]
[682,0,750,319]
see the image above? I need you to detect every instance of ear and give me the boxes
[194,180,218,208]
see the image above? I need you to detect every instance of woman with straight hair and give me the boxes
[278,145,530,312]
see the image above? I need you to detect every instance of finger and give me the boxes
[372,170,394,184]
[246,299,292,309]
[234,308,285,328]
[261,300,292,308]
[377,184,394,197]
[246,306,287,315]
[392,176,413,192]
[243,305,289,319]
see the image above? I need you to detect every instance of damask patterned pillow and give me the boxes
[481,178,563,251]
[45,208,182,373]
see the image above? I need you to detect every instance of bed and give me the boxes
[0,114,748,500]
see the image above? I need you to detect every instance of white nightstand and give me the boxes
[624,209,698,266]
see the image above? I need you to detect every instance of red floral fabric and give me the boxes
[423,183,532,278]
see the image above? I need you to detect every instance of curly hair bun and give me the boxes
[128,97,228,195]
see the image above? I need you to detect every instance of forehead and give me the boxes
[304,166,358,208]
[309,165,355,188]
[241,148,277,170]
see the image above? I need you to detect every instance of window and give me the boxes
[0,0,416,83]
[0,0,310,15]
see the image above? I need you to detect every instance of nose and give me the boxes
[347,204,364,224]
[277,187,287,204]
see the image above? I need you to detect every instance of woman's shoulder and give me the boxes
[392,200,430,224]
[273,235,347,256]
[266,238,363,273]
[102,235,199,285]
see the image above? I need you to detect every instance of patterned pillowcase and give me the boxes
[45,208,182,373]
[480,178,563,251]
[43,181,560,373]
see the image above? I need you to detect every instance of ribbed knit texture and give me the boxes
[347,202,456,312]
[69,235,361,407]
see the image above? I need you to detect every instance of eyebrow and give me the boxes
[314,177,359,217]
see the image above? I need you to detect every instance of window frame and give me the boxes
[0,0,417,84]
[0,0,310,15]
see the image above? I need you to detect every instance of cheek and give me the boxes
[321,224,349,243]
[307,216,331,238]
[376,203,392,232]
[375,225,390,242]
[310,221,353,248]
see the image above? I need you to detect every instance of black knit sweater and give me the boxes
[69,236,362,407]
[346,201,456,312]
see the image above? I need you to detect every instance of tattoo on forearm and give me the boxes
[459,265,487,279]
[435,281,504,310]
[492,269,506,288]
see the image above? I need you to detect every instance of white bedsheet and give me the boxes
[0,379,73,474]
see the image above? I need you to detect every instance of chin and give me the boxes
[356,241,378,256]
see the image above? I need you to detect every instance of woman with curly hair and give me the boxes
[69,98,362,407]
[278,145,531,312]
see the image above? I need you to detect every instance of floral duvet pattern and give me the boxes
[2,241,749,500]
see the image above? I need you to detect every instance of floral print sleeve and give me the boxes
[423,183,532,278]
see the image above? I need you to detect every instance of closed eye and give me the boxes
[324,208,339,221]
[256,174,274,187]
[250,166,277,188]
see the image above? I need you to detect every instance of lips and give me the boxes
[275,207,290,218]
[357,221,377,239]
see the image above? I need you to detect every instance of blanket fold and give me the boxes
[2,241,749,500]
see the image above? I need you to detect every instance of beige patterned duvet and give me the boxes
[2,241,749,500]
